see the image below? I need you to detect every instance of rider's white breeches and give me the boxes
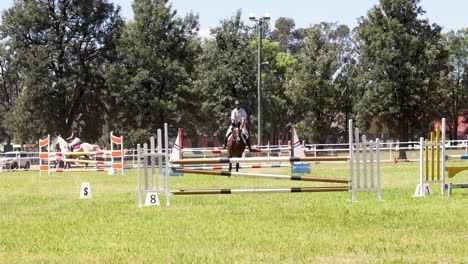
[226,127,249,138]
[69,138,81,146]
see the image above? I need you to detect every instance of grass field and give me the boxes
[1,162,467,263]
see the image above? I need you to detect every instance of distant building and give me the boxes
[434,115,468,139]
[366,117,391,141]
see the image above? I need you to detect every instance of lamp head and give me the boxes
[249,12,256,21]
[264,12,271,21]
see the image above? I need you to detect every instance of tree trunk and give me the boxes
[398,117,408,160]
[454,118,459,141]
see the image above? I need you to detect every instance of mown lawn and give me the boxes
[0,162,467,263]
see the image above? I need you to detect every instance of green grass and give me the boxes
[1,162,467,263]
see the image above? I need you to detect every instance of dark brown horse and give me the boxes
[226,127,246,172]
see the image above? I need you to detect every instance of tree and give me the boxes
[354,0,449,159]
[106,0,201,146]
[194,10,256,139]
[271,17,295,53]
[257,39,298,144]
[0,43,20,144]
[0,0,123,142]
[271,17,306,55]
[443,29,468,140]
[285,22,354,143]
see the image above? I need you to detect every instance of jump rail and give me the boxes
[172,186,351,195]
[171,156,349,165]
[171,163,291,171]
[172,168,351,183]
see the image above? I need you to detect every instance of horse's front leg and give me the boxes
[228,163,232,173]
[236,163,239,172]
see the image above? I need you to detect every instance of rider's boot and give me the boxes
[223,132,231,149]
[244,135,252,152]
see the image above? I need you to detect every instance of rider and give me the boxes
[66,128,81,152]
[223,100,252,151]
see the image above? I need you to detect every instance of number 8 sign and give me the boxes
[144,192,160,206]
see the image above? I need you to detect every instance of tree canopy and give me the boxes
[194,10,256,137]
[105,0,201,146]
[0,0,123,142]
[0,0,466,149]
[353,0,449,157]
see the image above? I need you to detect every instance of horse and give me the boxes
[51,136,103,168]
[226,126,246,172]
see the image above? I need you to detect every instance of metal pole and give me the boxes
[257,19,263,146]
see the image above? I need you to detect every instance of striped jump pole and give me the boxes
[52,151,112,156]
[172,186,351,195]
[50,168,109,172]
[446,154,468,160]
[171,163,291,171]
[250,147,290,153]
[55,158,114,165]
[172,169,351,183]
[182,147,290,155]
[171,156,349,165]
[183,148,226,155]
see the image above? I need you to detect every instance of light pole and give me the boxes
[249,12,270,146]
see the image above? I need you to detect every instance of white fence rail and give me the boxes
[1,139,467,171]
[303,140,468,161]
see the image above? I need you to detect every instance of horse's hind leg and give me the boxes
[236,163,239,172]
[228,163,232,173]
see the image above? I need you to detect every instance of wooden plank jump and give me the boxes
[172,169,351,183]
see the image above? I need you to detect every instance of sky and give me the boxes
[0,0,466,37]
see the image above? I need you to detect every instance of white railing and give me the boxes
[1,139,466,171]
[304,139,468,161]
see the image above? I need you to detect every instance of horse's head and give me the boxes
[52,135,69,152]
[227,127,246,158]
[232,127,242,143]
